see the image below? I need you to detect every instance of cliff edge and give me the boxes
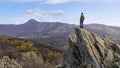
[57,27,120,68]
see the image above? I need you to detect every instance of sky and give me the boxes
[0,0,120,27]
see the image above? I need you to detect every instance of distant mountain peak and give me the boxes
[28,19,37,22]
[25,19,38,25]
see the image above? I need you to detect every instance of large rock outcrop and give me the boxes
[57,27,120,68]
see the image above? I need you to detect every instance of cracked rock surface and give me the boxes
[58,27,120,68]
[0,56,22,68]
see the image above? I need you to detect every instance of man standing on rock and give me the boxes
[80,13,85,28]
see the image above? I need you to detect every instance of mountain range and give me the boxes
[0,19,120,46]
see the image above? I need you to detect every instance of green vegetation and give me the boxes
[62,45,69,50]
[0,35,63,68]
[0,35,38,57]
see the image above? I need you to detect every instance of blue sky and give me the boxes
[0,0,120,27]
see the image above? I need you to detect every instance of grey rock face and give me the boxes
[0,56,22,68]
[58,27,120,68]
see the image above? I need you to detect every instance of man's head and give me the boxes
[81,12,83,15]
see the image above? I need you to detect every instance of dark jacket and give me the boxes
[80,15,85,21]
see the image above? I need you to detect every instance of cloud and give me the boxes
[45,0,73,4]
[6,0,43,2]
[45,0,120,4]
[26,8,64,16]
[12,8,65,24]
[26,9,33,14]
[26,8,65,21]
[50,10,64,15]
[2,0,119,4]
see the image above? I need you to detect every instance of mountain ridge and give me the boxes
[0,19,120,46]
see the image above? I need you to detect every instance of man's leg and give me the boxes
[82,22,83,28]
[80,21,83,28]
[80,21,82,28]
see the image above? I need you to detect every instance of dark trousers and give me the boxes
[80,21,83,28]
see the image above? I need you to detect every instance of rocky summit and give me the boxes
[57,27,120,68]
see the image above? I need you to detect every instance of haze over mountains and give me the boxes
[0,19,120,46]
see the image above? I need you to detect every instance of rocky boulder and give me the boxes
[0,56,22,68]
[57,27,120,68]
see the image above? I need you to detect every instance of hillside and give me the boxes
[86,24,120,42]
[0,19,120,46]
[0,35,63,68]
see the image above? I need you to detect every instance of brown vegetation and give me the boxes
[0,35,63,68]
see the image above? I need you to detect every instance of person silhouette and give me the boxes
[80,13,85,28]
